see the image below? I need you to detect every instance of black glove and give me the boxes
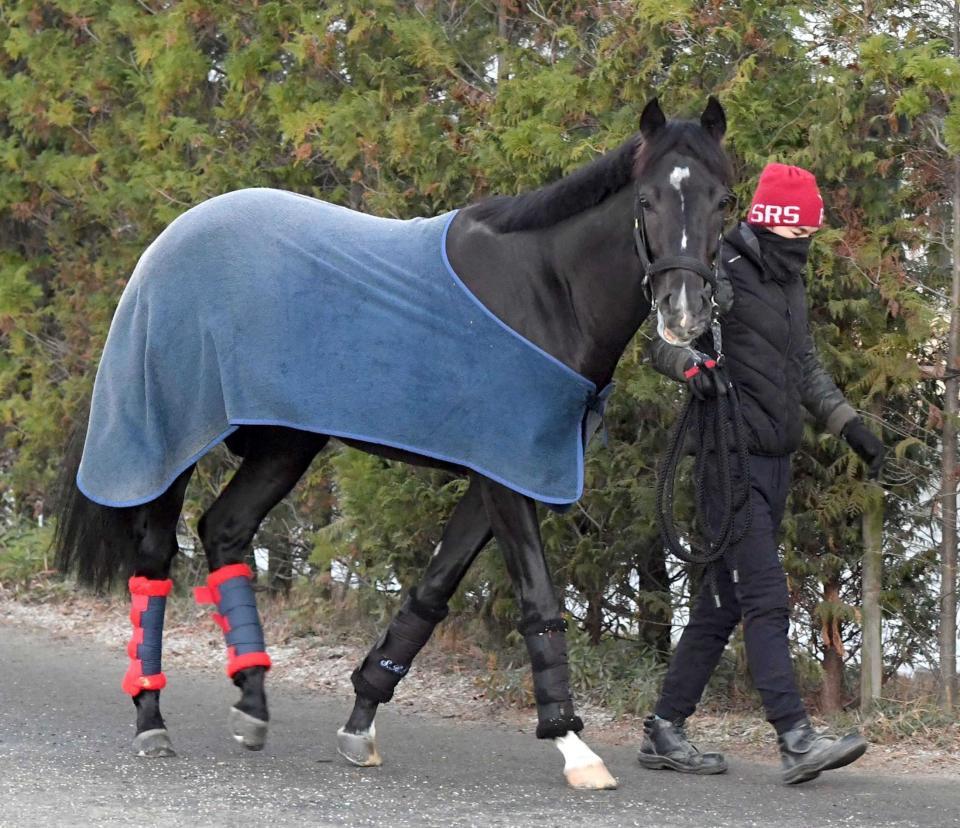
[842,418,886,480]
[682,353,728,400]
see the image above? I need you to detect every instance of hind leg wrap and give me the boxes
[352,588,448,703]
[523,618,584,739]
[123,576,173,696]
[195,563,271,676]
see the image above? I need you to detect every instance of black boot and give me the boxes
[778,720,867,785]
[637,715,727,775]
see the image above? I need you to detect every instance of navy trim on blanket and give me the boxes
[79,410,589,508]
[77,424,240,509]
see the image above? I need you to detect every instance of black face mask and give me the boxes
[752,226,811,284]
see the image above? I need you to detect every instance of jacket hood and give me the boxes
[723,222,764,269]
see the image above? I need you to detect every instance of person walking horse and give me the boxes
[639,163,886,785]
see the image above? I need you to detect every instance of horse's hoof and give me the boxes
[133,728,176,758]
[229,706,268,751]
[337,726,382,767]
[564,762,618,790]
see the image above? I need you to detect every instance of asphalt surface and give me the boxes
[0,623,956,828]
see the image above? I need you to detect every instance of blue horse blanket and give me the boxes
[78,188,610,508]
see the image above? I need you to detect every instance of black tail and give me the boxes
[53,401,136,591]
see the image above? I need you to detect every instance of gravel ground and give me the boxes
[1,589,957,778]
[1,614,959,827]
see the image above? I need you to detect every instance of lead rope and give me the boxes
[655,319,752,608]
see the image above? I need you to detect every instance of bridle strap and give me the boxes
[633,187,723,307]
[633,191,653,276]
[646,255,716,286]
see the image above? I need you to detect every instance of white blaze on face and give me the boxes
[670,165,691,250]
[678,282,692,330]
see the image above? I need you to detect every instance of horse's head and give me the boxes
[633,97,734,347]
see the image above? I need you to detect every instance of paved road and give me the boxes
[0,623,956,827]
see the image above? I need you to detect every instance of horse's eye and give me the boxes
[637,195,651,209]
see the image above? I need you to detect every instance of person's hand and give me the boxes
[682,353,728,400]
[842,418,886,480]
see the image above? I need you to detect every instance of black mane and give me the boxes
[470,120,733,233]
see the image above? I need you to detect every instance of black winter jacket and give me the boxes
[649,223,857,456]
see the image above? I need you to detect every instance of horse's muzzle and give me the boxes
[657,311,705,348]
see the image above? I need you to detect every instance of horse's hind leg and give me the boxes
[479,480,617,790]
[338,477,491,766]
[128,466,194,758]
[196,426,327,750]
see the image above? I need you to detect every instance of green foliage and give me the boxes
[476,623,667,716]
[0,519,53,593]
[566,624,667,716]
[840,697,960,748]
[312,451,465,592]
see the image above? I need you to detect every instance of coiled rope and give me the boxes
[655,366,753,607]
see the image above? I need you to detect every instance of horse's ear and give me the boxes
[640,98,667,137]
[700,96,726,141]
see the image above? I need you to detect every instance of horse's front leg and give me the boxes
[339,478,492,766]
[479,480,617,791]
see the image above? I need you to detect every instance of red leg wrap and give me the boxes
[225,650,273,677]
[193,563,255,604]
[129,575,174,597]
[122,666,167,695]
[123,576,173,696]
[195,564,271,677]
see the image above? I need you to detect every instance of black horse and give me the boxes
[55,98,733,790]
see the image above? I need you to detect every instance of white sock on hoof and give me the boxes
[344,721,375,740]
[554,732,602,771]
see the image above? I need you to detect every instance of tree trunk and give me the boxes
[861,422,884,712]
[822,648,844,714]
[821,578,844,714]
[244,544,258,582]
[585,592,603,645]
[941,147,960,712]
[636,542,672,658]
[496,0,509,84]
[941,2,960,712]
[268,542,292,595]
[253,517,292,595]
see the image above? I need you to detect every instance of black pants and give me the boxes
[654,453,807,734]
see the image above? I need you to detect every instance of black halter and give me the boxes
[633,187,722,310]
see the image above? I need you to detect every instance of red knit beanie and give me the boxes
[747,163,824,227]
